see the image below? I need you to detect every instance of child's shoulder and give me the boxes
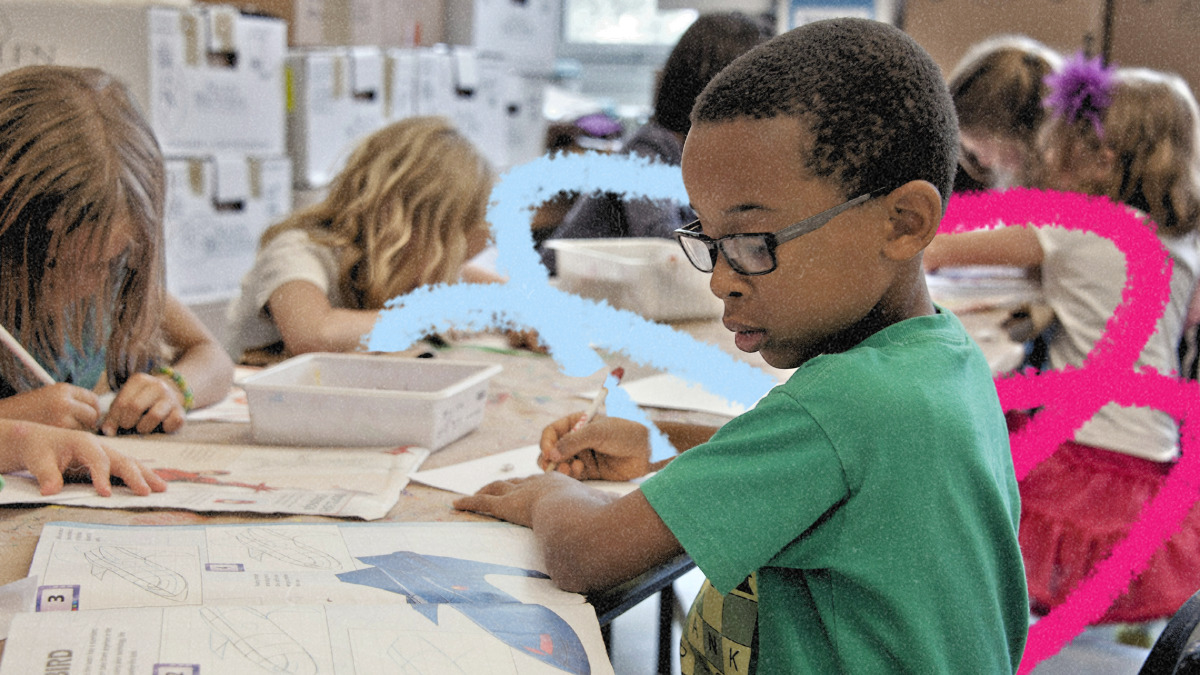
[796,310,976,389]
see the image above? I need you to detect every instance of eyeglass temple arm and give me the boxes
[771,188,889,246]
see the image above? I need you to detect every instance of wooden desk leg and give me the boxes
[658,583,677,674]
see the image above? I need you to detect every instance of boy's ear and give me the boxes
[879,180,942,262]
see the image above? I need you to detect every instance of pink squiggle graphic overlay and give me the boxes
[941,189,1200,672]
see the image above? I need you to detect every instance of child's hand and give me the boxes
[0,383,101,431]
[540,413,652,481]
[453,472,581,526]
[1,420,168,496]
[101,372,186,436]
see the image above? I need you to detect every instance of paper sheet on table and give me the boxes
[0,575,36,640]
[0,602,613,675]
[7,521,613,675]
[583,373,748,417]
[409,445,647,496]
[926,265,1042,313]
[0,437,427,520]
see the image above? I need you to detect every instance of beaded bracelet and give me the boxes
[154,365,195,411]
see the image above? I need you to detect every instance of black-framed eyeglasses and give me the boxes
[672,188,889,275]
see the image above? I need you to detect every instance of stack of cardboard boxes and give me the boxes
[0,2,293,321]
[0,0,557,342]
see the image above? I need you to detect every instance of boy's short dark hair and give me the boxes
[692,18,958,208]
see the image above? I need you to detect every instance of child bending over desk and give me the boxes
[949,35,1063,193]
[925,60,1200,623]
[225,117,501,363]
[456,18,1028,673]
[0,66,234,437]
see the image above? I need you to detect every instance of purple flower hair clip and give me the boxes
[1043,51,1117,138]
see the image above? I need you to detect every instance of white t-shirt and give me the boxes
[224,229,347,360]
[1035,223,1199,461]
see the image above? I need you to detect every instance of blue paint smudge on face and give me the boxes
[367,152,779,462]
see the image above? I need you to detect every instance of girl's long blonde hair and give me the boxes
[261,116,494,309]
[0,65,164,392]
[1042,67,1200,236]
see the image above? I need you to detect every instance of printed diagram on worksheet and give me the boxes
[11,521,612,674]
[2,603,610,675]
[0,438,428,520]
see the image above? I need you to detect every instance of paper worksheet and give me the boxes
[0,438,428,520]
[582,373,748,417]
[409,445,647,497]
[10,521,612,675]
[1,602,610,675]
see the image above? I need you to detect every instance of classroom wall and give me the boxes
[1107,0,1200,102]
[899,0,1200,101]
[900,0,1107,78]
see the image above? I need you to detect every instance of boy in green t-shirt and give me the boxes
[456,17,1028,673]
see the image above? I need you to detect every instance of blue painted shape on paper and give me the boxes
[337,551,589,674]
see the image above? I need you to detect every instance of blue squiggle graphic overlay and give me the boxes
[368,152,779,461]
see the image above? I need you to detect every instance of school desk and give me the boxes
[0,309,1023,665]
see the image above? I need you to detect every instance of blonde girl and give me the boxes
[226,116,495,361]
[925,60,1200,622]
[0,65,233,437]
[948,35,1063,192]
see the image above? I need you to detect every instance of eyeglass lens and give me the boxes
[678,234,775,274]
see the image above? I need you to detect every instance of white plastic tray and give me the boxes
[241,353,501,449]
[547,237,724,321]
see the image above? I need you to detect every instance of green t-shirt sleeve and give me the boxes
[641,388,849,594]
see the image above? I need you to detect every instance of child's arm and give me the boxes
[539,414,718,479]
[266,280,380,355]
[162,294,235,409]
[0,419,167,496]
[0,383,102,431]
[454,474,685,593]
[922,226,1044,271]
[459,263,506,285]
[102,295,234,435]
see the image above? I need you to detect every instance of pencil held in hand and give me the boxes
[0,321,54,385]
[547,367,625,473]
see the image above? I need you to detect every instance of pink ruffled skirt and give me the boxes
[1010,411,1200,622]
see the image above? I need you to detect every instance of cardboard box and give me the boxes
[503,73,549,170]
[0,2,286,156]
[241,354,502,448]
[384,48,420,121]
[901,0,1106,78]
[163,154,293,304]
[203,0,444,46]
[415,45,457,116]
[547,238,725,322]
[445,0,559,74]
[287,47,388,188]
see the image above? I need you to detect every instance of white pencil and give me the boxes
[546,367,625,473]
[0,322,54,386]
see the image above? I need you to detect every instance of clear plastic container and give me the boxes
[547,238,723,321]
[241,353,501,449]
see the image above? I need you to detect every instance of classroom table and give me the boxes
[0,298,1027,665]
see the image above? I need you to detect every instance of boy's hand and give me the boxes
[101,372,186,436]
[540,413,652,481]
[453,472,584,526]
[4,422,168,496]
[0,383,101,431]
